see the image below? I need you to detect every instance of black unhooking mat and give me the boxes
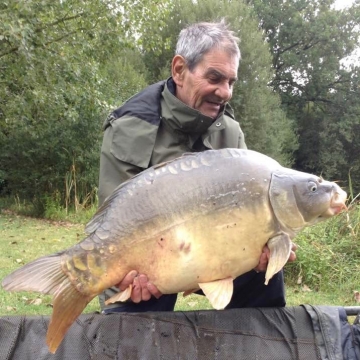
[0,305,359,360]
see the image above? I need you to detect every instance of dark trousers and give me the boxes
[102,270,285,314]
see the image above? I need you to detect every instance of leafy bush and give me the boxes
[285,202,360,294]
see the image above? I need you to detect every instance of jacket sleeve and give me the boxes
[98,114,160,206]
[237,125,247,149]
[227,107,247,149]
[98,123,143,206]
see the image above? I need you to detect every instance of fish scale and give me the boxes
[2,148,347,354]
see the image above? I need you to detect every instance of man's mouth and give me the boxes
[206,100,223,106]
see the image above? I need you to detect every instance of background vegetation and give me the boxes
[1,0,360,311]
[0,206,359,316]
[1,0,359,214]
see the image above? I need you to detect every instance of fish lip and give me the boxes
[321,191,348,217]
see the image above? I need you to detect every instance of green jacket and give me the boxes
[98,78,247,310]
[99,78,246,206]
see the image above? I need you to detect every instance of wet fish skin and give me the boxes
[1,148,347,353]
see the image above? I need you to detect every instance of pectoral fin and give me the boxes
[198,277,233,310]
[105,285,132,305]
[265,233,292,285]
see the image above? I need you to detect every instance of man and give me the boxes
[98,20,296,314]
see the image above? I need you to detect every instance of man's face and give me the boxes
[173,48,239,119]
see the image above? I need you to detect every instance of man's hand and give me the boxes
[254,242,297,273]
[116,270,162,303]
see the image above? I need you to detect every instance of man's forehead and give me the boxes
[198,49,239,74]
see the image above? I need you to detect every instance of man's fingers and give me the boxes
[131,276,142,303]
[138,274,152,301]
[289,250,297,262]
[288,242,298,262]
[117,271,163,302]
[118,270,138,291]
[254,251,269,273]
[147,282,163,299]
[264,245,270,258]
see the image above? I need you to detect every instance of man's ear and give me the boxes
[171,55,187,86]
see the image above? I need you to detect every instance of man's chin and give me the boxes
[200,106,221,119]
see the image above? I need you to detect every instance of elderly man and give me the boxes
[98,20,296,313]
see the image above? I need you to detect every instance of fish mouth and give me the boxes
[321,190,348,217]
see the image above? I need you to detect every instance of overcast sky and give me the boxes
[333,0,359,66]
[334,0,355,9]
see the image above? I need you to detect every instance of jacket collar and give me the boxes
[162,78,230,135]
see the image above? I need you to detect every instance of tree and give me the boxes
[0,0,167,212]
[249,0,360,192]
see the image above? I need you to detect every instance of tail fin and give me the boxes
[2,253,65,293]
[2,253,94,353]
[47,281,93,353]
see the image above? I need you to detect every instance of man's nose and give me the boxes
[215,82,232,101]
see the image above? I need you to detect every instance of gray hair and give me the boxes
[175,19,241,71]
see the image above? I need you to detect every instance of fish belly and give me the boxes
[121,208,275,294]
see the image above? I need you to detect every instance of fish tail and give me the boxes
[46,281,93,353]
[2,253,65,293]
[2,253,93,353]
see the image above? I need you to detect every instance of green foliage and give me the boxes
[0,1,155,214]
[2,0,359,214]
[141,0,298,165]
[286,202,360,294]
[248,0,360,191]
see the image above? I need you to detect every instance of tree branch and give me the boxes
[34,12,85,34]
[0,12,86,58]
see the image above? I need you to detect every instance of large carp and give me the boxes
[2,148,347,353]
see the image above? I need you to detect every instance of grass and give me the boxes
[0,211,99,316]
[285,203,360,302]
[0,207,359,318]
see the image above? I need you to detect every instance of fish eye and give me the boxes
[308,181,317,193]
